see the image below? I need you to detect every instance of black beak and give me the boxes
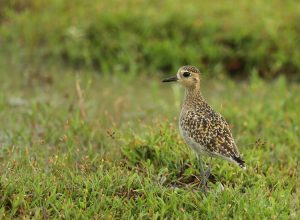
[162,76,178,83]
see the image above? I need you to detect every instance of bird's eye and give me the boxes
[183,72,191,78]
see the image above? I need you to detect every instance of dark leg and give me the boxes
[196,156,207,189]
[198,156,212,189]
[205,157,212,179]
[198,156,205,179]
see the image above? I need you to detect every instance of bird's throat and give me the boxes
[184,86,204,106]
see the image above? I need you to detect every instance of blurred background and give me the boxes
[1,0,300,79]
[1,0,300,136]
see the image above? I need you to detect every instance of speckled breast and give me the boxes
[179,112,209,156]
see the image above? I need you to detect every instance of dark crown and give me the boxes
[182,66,200,73]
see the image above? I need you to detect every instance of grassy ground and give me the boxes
[0,62,299,219]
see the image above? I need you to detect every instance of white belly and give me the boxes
[179,122,209,156]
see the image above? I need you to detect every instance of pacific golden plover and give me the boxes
[162,66,246,187]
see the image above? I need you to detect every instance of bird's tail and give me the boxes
[233,156,246,170]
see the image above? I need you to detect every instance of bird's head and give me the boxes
[162,66,200,89]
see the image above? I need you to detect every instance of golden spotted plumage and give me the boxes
[164,65,246,169]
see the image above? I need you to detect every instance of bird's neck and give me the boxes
[183,86,205,107]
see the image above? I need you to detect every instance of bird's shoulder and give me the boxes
[181,100,228,130]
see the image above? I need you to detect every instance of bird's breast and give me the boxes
[179,113,207,155]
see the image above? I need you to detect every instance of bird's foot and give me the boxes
[199,181,209,195]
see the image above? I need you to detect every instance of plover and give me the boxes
[162,66,246,187]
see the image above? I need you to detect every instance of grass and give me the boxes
[1,1,299,218]
[0,61,299,219]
